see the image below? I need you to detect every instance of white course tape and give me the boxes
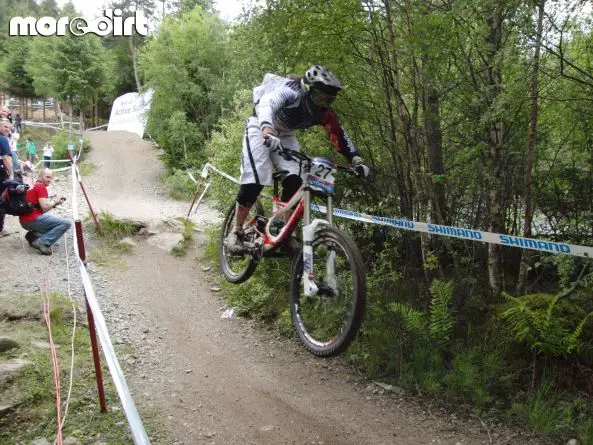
[204,163,240,184]
[311,204,593,258]
[187,171,199,185]
[70,166,151,445]
[86,124,108,131]
[23,120,62,129]
[198,162,593,258]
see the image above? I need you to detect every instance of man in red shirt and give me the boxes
[20,168,71,255]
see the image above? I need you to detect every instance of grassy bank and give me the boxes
[0,293,162,443]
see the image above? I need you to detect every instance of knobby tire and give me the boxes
[219,200,264,284]
[290,226,366,357]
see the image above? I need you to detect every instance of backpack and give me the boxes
[0,179,36,216]
[252,73,293,105]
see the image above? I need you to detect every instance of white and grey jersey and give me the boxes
[253,77,359,161]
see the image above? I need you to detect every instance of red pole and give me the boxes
[77,177,101,234]
[75,220,85,261]
[187,177,204,218]
[67,151,101,233]
[76,219,107,413]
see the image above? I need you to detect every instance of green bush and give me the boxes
[49,129,91,166]
[201,90,252,212]
[140,7,232,171]
[160,169,196,201]
[442,347,505,407]
[501,292,593,356]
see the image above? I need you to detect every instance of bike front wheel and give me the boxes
[290,227,366,357]
[219,200,264,284]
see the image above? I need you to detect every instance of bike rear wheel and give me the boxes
[290,227,366,357]
[219,200,264,284]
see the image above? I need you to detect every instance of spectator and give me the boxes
[0,106,12,123]
[42,142,54,168]
[9,132,20,174]
[25,137,37,163]
[0,119,14,238]
[20,168,70,255]
[14,114,22,133]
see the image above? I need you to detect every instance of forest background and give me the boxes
[1,0,593,442]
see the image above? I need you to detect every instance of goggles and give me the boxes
[309,88,337,108]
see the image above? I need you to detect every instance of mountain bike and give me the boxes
[219,147,366,357]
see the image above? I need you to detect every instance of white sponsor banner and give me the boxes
[107,89,153,137]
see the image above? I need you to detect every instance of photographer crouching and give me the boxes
[20,168,71,255]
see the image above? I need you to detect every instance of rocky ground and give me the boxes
[0,131,556,444]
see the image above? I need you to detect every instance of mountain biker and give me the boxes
[226,64,371,254]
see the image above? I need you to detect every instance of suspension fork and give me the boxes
[302,190,332,297]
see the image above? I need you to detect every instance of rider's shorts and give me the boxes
[239,116,301,185]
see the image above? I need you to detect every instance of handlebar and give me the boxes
[276,146,362,177]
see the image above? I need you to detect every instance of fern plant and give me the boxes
[501,292,593,356]
[388,279,454,348]
[429,280,454,347]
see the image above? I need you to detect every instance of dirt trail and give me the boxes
[1,131,548,444]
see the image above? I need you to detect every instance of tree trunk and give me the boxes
[488,121,505,298]
[484,6,505,300]
[56,101,63,127]
[375,41,411,218]
[68,101,73,143]
[517,0,545,295]
[424,85,447,225]
[129,36,142,92]
[383,0,429,273]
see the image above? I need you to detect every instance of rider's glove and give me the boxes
[351,156,371,178]
[263,134,282,152]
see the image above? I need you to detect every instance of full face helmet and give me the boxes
[303,65,342,108]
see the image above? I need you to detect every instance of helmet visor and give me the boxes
[310,89,337,108]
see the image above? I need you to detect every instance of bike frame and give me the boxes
[247,157,338,297]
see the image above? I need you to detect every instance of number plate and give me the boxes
[308,160,335,194]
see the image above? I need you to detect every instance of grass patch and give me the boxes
[0,292,162,443]
[160,169,195,201]
[507,377,593,443]
[171,218,195,257]
[89,211,140,267]
[78,161,97,177]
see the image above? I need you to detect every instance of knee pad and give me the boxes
[236,183,264,208]
[281,174,303,202]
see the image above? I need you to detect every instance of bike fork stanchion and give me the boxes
[76,219,107,413]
